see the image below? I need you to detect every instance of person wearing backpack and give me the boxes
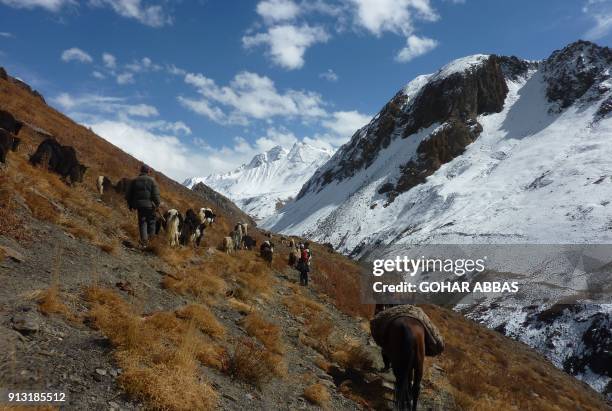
[297,243,311,286]
[126,164,161,248]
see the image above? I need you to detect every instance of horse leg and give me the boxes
[381,350,391,372]
[411,333,425,411]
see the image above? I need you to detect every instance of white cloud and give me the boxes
[166,64,186,76]
[0,32,14,38]
[349,0,438,37]
[53,92,158,119]
[92,70,106,79]
[88,0,172,27]
[584,0,612,39]
[256,0,300,23]
[61,47,93,63]
[52,92,197,180]
[102,52,116,69]
[0,0,74,11]
[319,68,338,82]
[125,103,158,117]
[88,120,205,181]
[116,72,134,85]
[180,70,327,124]
[243,24,329,70]
[245,0,439,67]
[177,96,227,124]
[322,110,370,139]
[1,0,170,27]
[396,34,438,62]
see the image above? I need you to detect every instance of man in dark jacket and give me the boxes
[126,165,161,247]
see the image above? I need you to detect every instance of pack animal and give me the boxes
[30,139,87,184]
[96,176,113,195]
[231,228,242,251]
[181,208,205,246]
[242,235,256,250]
[198,207,216,227]
[0,128,21,164]
[288,248,299,267]
[0,109,23,135]
[260,240,274,266]
[373,304,426,411]
[223,236,234,254]
[163,209,182,247]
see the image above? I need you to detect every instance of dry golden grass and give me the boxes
[309,248,372,319]
[162,265,227,303]
[60,219,96,242]
[228,337,286,388]
[283,292,325,320]
[422,305,609,411]
[226,297,253,314]
[313,356,332,373]
[84,287,219,410]
[175,304,225,339]
[22,188,61,224]
[330,340,373,372]
[303,383,331,408]
[36,286,77,321]
[306,315,334,342]
[243,311,284,354]
[96,239,119,255]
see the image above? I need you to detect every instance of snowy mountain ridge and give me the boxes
[184,141,333,220]
[263,40,612,398]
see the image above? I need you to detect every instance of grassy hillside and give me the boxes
[0,70,609,411]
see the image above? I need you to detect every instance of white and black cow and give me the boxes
[198,207,216,227]
[181,208,206,246]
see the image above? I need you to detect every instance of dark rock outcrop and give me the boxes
[299,55,509,202]
[403,56,507,137]
[542,40,612,109]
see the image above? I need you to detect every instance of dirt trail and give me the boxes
[0,207,455,410]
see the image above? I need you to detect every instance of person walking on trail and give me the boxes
[126,164,161,248]
[297,243,311,286]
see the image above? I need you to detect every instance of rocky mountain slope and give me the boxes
[264,40,612,398]
[0,64,610,410]
[185,142,333,220]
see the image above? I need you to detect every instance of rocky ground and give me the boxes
[0,207,456,411]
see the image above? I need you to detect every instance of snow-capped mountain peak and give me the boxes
[184,141,333,220]
[262,40,612,397]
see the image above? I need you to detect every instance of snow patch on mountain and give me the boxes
[184,142,333,220]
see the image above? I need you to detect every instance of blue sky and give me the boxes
[0,0,611,181]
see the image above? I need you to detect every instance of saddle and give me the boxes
[370,305,444,357]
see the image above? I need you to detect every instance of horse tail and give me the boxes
[394,322,416,411]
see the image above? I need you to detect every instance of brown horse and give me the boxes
[375,304,425,411]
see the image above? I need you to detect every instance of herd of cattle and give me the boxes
[0,108,279,261]
[0,109,88,184]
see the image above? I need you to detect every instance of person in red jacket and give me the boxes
[297,243,311,286]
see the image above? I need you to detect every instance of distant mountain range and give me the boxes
[184,142,333,220]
